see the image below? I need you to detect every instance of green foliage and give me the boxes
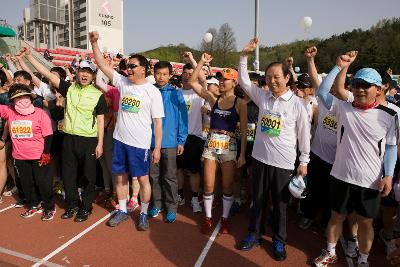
[139,18,400,73]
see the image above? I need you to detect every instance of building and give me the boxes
[20,0,123,53]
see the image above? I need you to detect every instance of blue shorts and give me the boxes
[112,139,150,177]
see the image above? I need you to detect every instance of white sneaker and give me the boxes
[3,186,18,196]
[346,239,359,258]
[177,195,185,206]
[191,197,202,213]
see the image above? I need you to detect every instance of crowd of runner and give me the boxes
[1,32,400,267]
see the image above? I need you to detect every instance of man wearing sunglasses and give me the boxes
[90,31,164,231]
[314,51,398,267]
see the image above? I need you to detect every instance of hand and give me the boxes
[237,155,246,168]
[286,57,294,67]
[201,105,209,114]
[95,144,103,159]
[89,31,99,43]
[241,37,259,56]
[200,53,213,64]
[177,145,184,155]
[4,53,11,61]
[10,56,18,63]
[336,51,358,69]
[152,148,161,164]
[182,52,194,62]
[388,246,400,266]
[297,164,307,177]
[38,153,51,166]
[380,176,393,197]
[305,46,317,59]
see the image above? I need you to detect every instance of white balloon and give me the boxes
[302,16,312,29]
[294,67,300,73]
[203,32,213,43]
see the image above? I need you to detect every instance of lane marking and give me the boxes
[32,211,115,267]
[0,246,63,267]
[194,219,221,267]
[339,235,354,267]
[0,204,15,213]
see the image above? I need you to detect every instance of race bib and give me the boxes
[207,133,230,154]
[57,119,64,132]
[322,115,337,132]
[11,120,33,139]
[186,101,192,112]
[121,96,141,113]
[261,112,284,137]
[247,123,256,142]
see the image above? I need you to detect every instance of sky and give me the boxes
[2,0,400,54]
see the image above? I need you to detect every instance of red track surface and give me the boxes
[0,195,391,267]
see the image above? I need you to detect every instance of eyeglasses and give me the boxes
[126,63,139,69]
[352,81,373,89]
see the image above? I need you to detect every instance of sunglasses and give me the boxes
[352,81,373,89]
[126,63,139,69]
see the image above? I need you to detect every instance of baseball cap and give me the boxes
[206,77,219,86]
[295,73,312,88]
[79,60,97,72]
[352,68,382,87]
[221,68,238,81]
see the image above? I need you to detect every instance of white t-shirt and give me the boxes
[179,88,204,139]
[112,72,164,149]
[302,95,318,124]
[34,82,56,101]
[330,98,398,190]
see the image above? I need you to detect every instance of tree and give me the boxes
[215,23,237,66]
[200,28,218,54]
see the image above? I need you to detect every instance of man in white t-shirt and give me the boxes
[90,32,164,231]
[176,55,205,213]
[313,51,398,267]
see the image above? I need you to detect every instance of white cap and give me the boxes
[206,77,219,86]
[79,60,97,72]
[288,176,307,199]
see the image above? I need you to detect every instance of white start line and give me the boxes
[31,211,115,267]
[0,246,64,267]
[0,204,15,213]
[194,219,221,267]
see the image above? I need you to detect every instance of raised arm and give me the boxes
[5,53,17,74]
[17,51,42,88]
[286,57,297,83]
[239,38,263,104]
[0,60,13,83]
[332,51,358,101]
[95,69,109,92]
[64,64,74,81]
[183,52,197,69]
[89,31,114,81]
[188,53,215,104]
[305,47,320,88]
[23,47,61,89]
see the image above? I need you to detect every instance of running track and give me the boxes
[0,195,390,266]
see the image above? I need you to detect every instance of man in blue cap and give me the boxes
[313,51,398,267]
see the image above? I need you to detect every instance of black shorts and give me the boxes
[329,176,380,219]
[177,135,205,173]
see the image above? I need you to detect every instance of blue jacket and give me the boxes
[151,83,188,148]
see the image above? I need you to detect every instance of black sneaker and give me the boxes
[14,199,25,208]
[61,207,79,219]
[74,208,92,222]
[41,208,56,221]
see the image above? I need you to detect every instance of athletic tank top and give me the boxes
[210,96,239,133]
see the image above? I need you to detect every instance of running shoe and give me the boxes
[273,240,287,261]
[165,211,176,223]
[41,208,56,221]
[107,210,129,227]
[20,206,43,218]
[14,199,25,208]
[201,217,213,234]
[74,208,91,222]
[177,194,185,206]
[379,229,397,256]
[313,249,338,267]
[229,201,241,217]
[239,232,261,251]
[357,262,369,267]
[191,197,202,213]
[3,186,18,196]
[148,207,162,218]
[61,207,79,219]
[298,217,313,230]
[219,217,230,235]
[127,198,139,212]
[137,212,149,231]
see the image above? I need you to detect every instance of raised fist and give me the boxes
[89,31,99,43]
[242,37,259,56]
[305,47,317,58]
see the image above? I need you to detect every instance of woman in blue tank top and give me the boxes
[189,53,247,235]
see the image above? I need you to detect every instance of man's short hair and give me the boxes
[128,54,150,77]
[183,63,193,72]
[14,70,32,81]
[154,61,173,75]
